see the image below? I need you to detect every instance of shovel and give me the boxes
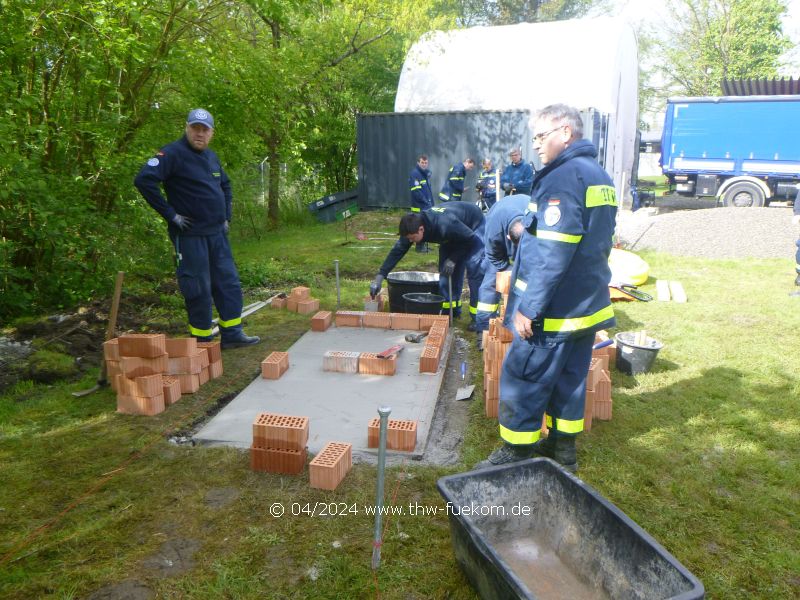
[455,360,475,401]
[73,271,124,397]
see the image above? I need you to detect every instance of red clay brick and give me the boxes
[419,314,449,331]
[261,351,289,379]
[165,337,198,357]
[297,298,320,315]
[496,271,512,295]
[367,418,417,451]
[116,373,163,398]
[485,374,499,418]
[250,445,307,475]
[167,352,203,375]
[309,442,352,490]
[420,345,441,373]
[252,413,310,451]
[358,353,397,376]
[196,340,221,363]
[208,360,223,379]
[389,313,421,330]
[290,286,311,300]
[271,296,288,309]
[583,388,595,432]
[311,311,333,331]
[174,373,200,394]
[103,338,120,361]
[118,333,167,358]
[286,298,299,312]
[162,376,182,405]
[107,360,122,389]
[119,354,168,378]
[593,371,612,420]
[199,366,209,385]
[116,392,165,416]
[323,350,360,373]
[335,311,364,327]
[363,312,392,329]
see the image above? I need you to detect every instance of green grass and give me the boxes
[1,211,799,598]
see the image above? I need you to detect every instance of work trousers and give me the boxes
[171,231,244,340]
[474,259,504,333]
[438,234,485,320]
[498,331,594,445]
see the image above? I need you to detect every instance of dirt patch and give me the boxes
[204,486,241,509]
[84,579,154,600]
[140,537,201,578]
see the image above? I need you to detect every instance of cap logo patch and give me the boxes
[195,110,208,120]
[548,198,560,205]
[544,205,561,226]
[147,158,160,167]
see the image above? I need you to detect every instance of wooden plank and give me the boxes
[656,279,671,302]
[669,280,687,303]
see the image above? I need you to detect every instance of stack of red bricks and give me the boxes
[250,412,309,474]
[166,337,223,394]
[367,418,417,451]
[272,286,320,315]
[584,331,615,429]
[420,316,449,374]
[482,317,513,418]
[105,334,224,416]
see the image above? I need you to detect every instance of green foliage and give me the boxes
[660,0,791,96]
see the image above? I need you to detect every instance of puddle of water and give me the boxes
[493,537,609,600]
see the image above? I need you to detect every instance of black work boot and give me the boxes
[533,431,578,473]
[474,443,534,470]
[221,331,261,350]
[531,432,556,459]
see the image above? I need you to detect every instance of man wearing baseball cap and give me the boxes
[134,109,260,349]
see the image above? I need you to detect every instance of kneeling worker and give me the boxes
[477,104,617,472]
[369,203,486,325]
[474,193,533,349]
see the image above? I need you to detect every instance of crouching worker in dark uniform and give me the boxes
[474,193,533,349]
[369,203,486,325]
[134,109,260,349]
[476,104,617,473]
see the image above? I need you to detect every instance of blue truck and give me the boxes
[660,95,800,206]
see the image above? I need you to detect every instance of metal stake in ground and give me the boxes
[334,259,341,312]
[448,276,454,324]
[371,405,391,570]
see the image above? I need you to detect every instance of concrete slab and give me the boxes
[192,326,451,461]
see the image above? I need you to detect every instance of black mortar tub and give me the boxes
[386,271,440,313]
[403,292,445,315]
[437,458,704,600]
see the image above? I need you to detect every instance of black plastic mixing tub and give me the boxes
[437,458,704,600]
[386,271,440,313]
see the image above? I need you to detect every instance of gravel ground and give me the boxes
[616,205,798,259]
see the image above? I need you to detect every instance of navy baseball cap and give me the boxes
[186,108,214,128]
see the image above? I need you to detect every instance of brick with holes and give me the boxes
[309,442,352,490]
[252,413,309,451]
[367,418,417,451]
[311,311,333,332]
[261,351,289,379]
[250,446,307,474]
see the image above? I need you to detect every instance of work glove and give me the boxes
[793,215,800,226]
[369,274,385,299]
[172,214,192,231]
[440,259,456,277]
[224,220,230,233]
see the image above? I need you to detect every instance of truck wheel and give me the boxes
[721,181,765,208]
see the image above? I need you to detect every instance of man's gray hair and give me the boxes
[536,104,583,139]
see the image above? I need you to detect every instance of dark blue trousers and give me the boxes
[475,259,503,333]
[171,232,244,340]
[498,331,594,445]
[438,233,485,319]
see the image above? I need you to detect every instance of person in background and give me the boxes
[369,203,485,326]
[477,104,616,472]
[438,158,475,202]
[409,154,434,252]
[134,109,260,349]
[476,158,499,211]
[474,193,533,349]
[499,147,534,196]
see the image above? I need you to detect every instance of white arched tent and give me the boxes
[394,17,639,203]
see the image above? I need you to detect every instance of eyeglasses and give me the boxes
[532,125,565,144]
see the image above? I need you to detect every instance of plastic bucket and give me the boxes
[386,271,440,313]
[614,332,663,375]
[403,292,445,315]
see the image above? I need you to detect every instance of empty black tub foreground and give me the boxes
[437,459,704,600]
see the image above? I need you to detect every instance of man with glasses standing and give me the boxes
[476,104,617,472]
[499,147,534,196]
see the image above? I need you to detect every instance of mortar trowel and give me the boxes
[455,361,475,401]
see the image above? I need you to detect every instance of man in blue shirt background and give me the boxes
[500,147,534,196]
